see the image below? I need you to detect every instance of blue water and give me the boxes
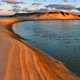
[13,20,80,76]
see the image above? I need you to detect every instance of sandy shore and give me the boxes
[0,18,79,80]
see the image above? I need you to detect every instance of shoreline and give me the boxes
[0,18,79,80]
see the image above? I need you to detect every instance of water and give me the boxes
[13,20,80,76]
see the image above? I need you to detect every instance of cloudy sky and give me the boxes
[17,0,80,4]
[0,0,80,4]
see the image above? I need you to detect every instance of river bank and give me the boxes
[0,18,79,80]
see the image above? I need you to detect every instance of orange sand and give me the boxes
[27,12,80,20]
[0,18,79,80]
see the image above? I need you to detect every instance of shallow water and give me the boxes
[13,20,80,76]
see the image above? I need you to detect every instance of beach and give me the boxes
[0,18,79,80]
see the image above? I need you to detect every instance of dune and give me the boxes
[14,12,80,20]
[31,12,80,20]
[0,18,79,80]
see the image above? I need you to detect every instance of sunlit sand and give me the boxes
[19,12,80,20]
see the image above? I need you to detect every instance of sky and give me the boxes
[17,0,80,4]
[0,0,80,4]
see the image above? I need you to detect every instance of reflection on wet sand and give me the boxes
[0,18,79,80]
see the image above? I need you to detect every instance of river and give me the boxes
[13,20,80,76]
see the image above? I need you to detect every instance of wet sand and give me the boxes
[0,18,79,80]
